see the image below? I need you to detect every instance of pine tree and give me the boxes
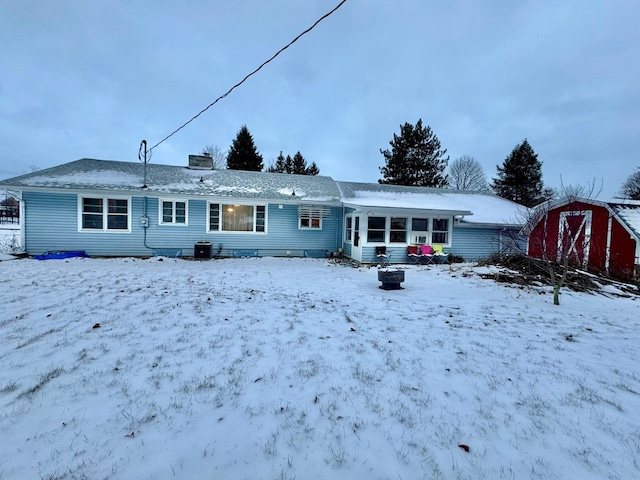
[291,152,307,174]
[379,119,449,187]
[266,152,289,173]
[491,139,544,207]
[266,151,319,175]
[226,125,264,171]
[306,161,320,176]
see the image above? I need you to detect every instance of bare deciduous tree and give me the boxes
[523,179,602,305]
[201,145,227,170]
[447,155,489,191]
[620,167,640,200]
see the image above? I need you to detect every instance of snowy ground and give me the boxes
[1,257,639,480]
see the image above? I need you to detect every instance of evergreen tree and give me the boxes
[306,161,320,176]
[491,139,544,207]
[379,119,449,187]
[620,167,640,200]
[266,151,289,173]
[226,125,263,171]
[266,151,319,175]
[291,152,307,174]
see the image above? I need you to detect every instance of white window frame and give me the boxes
[78,195,131,233]
[410,217,430,244]
[299,207,323,230]
[366,216,387,243]
[431,218,451,246]
[345,215,353,242]
[207,201,267,234]
[159,198,188,226]
[389,217,407,243]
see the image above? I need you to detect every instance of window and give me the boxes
[410,217,430,244]
[160,199,187,225]
[208,203,266,233]
[345,216,352,241]
[367,216,386,242]
[411,218,429,232]
[432,219,449,244]
[389,217,407,243]
[80,196,130,232]
[299,207,322,229]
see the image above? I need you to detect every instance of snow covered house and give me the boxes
[0,157,526,262]
[0,157,343,258]
[527,198,640,280]
[337,182,526,264]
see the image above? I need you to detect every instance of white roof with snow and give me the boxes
[0,158,342,203]
[337,182,527,226]
[1,158,528,227]
[609,201,640,239]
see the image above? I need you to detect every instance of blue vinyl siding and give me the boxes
[22,192,342,257]
[205,203,341,257]
[361,245,409,264]
[450,225,523,261]
[357,226,523,264]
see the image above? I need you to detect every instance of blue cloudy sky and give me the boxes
[1,0,638,199]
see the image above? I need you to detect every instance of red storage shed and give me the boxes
[527,198,640,280]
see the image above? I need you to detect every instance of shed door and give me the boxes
[557,210,592,268]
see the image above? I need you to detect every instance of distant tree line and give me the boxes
[203,125,320,176]
[378,119,549,207]
[206,121,637,205]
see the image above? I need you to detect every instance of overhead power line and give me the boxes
[149,0,348,152]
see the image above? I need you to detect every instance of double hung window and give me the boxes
[389,217,407,243]
[160,199,187,225]
[432,219,449,244]
[80,196,129,232]
[367,216,386,242]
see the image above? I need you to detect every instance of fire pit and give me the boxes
[377,269,405,290]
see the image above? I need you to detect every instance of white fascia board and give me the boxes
[342,202,471,217]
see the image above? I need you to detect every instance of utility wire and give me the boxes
[149,0,348,152]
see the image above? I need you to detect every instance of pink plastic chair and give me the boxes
[419,245,435,265]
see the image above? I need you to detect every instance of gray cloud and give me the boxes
[1,0,638,199]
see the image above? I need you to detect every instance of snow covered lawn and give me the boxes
[1,257,639,479]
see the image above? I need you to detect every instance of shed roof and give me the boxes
[0,158,342,203]
[337,181,526,226]
[609,201,640,240]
